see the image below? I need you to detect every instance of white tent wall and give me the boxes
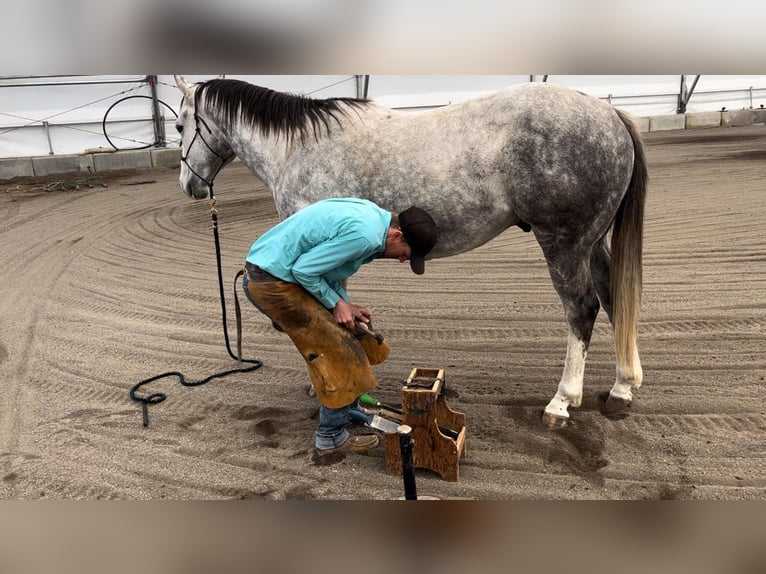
[367,75,766,116]
[687,75,765,112]
[364,75,531,109]
[0,75,362,159]
[1,75,765,160]
[0,76,151,159]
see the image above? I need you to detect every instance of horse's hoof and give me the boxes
[542,411,569,429]
[600,393,631,420]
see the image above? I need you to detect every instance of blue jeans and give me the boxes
[315,401,357,450]
[243,273,355,450]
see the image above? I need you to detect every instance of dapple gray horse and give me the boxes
[173,75,647,428]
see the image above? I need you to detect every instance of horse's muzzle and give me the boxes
[180,179,210,200]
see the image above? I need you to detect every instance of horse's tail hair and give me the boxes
[610,109,647,371]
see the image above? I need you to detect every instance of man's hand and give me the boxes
[350,303,371,323]
[333,300,371,330]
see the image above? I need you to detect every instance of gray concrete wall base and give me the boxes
[151,147,181,168]
[32,154,95,177]
[93,150,153,172]
[633,117,650,132]
[686,111,723,129]
[0,148,182,181]
[0,157,34,179]
[723,109,766,127]
[649,114,686,131]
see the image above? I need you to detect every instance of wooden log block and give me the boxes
[384,368,466,481]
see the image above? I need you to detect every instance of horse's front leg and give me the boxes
[537,242,601,428]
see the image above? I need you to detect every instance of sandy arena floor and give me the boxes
[0,125,764,499]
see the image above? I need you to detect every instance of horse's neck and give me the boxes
[226,123,285,189]
[217,104,380,217]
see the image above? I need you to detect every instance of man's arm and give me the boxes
[291,232,374,311]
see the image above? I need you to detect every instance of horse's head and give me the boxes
[174,75,235,200]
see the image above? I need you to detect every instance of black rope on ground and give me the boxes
[130,198,263,427]
[130,358,261,428]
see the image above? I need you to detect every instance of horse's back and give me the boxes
[360,82,633,182]
[407,83,636,235]
[374,82,622,134]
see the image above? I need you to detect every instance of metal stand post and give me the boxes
[398,425,417,500]
[148,75,166,148]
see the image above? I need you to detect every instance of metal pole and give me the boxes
[687,75,701,105]
[355,75,369,99]
[677,74,687,114]
[147,75,166,148]
[678,75,700,114]
[0,77,146,88]
[398,425,417,500]
[43,121,54,155]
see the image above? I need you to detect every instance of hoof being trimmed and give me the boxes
[542,411,569,429]
[600,394,632,420]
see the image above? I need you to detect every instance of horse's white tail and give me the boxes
[611,109,648,371]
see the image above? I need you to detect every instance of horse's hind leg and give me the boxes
[537,240,601,428]
[590,238,612,320]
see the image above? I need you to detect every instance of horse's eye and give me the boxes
[176,125,183,134]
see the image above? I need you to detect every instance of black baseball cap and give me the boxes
[399,206,437,275]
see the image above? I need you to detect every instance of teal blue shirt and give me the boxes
[246,198,392,309]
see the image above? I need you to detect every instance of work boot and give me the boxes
[312,434,379,465]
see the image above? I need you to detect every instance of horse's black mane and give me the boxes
[197,79,370,143]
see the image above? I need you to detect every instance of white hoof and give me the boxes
[543,396,571,429]
[542,411,569,429]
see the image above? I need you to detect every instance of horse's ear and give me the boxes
[174,75,192,95]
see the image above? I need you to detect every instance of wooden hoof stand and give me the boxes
[384,368,467,482]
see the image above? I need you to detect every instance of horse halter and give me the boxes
[180,112,235,193]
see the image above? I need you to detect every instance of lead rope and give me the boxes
[130,127,262,426]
